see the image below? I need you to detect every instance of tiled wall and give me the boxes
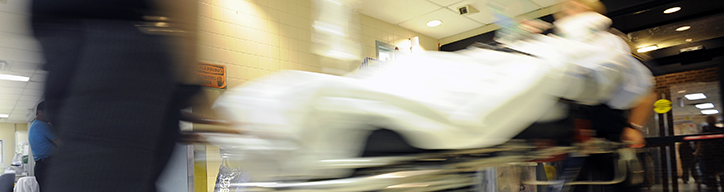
[197,0,439,89]
[197,0,439,191]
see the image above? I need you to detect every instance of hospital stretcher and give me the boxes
[202,19,653,190]
[194,132,642,192]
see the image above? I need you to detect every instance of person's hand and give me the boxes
[621,127,646,148]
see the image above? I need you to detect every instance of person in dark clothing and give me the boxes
[28,101,60,191]
[695,115,724,191]
[679,140,698,184]
[31,0,200,191]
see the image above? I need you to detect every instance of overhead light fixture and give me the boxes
[426,20,442,27]
[696,103,715,109]
[686,39,693,42]
[676,26,691,31]
[702,109,719,115]
[663,7,681,14]
[677,90,686,93]
[637,45,658,53]
[685,93,706,100]
[0,114,8,118]
[0,73,30,82]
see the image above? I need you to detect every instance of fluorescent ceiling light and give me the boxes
[426,20,442,27]
[702,109,719,115]
[685,93,706,100]
[696,103,715,109]
[686,39,693,42]
[0,114,8,118]
[676,26,691,31]
[0,73,30,82]
[637,45,658,53]
[663,7,681,14]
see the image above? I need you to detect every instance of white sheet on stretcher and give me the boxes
[209,12,653,181]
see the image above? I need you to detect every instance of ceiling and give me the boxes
[671,82,721,117]
[0,0,44,124]
[357,0,561,39]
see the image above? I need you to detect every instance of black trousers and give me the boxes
[34,157,51,191]
[679,142,698,182]
[32,18,184,192]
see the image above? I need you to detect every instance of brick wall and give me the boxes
[654,67,719,96]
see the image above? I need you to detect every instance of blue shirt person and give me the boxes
[29,119,57,161]
[27,101,59,189]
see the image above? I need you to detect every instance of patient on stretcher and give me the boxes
[209,1,654,181]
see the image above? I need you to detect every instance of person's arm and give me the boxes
[621,92,657,148]
[44,123,61,146]
[694,141,702,156]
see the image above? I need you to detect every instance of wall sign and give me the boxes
[197,63,226,89]
[654,99,672,114]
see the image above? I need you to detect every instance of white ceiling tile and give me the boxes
[358,0,442,24]
[0,93,20,100]
[399,8,482,39]
[0,32,40,52]
[427,0,466,7]
[15,100,37,107]
[0,86,23,94]
[0,100,16,107]
[0,11,32,35]
[11,109,26,115]
[17,95,40,102]
[0,46,43,64]
[487,0,541,17]
[4,61,38,73]
[447,0,495,24]
[29,73,46,82]
[530,0,562,8]
[24,82,43,89]
[0,0,31,16]
[14,106,33,113]
[20,89,42,96]
[0,81,27,88]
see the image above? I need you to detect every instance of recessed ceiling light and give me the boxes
[0,73,30,82]
[702,109,719,115]
[664,7,681,14]
[426,20,442,27]
[676,26,691,31]
[685,93,706,100]
[678,90,687,93]
[696,103,715,109]
[0,114,8,118]
[637,45,658,53]
[686,39,693,42]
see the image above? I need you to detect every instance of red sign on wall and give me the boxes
[197,63,226,89]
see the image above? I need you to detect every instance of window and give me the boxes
[376,41,396,62]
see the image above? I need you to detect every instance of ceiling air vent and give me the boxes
[458,5,479,15]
